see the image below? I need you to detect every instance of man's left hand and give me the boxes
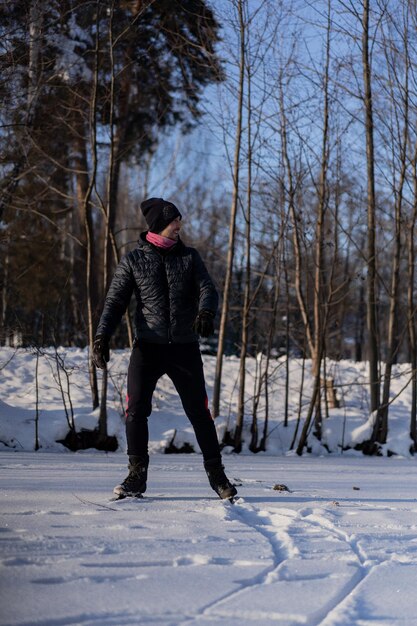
[194,310,215,338]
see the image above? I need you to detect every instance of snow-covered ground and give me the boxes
[2,347,417,625]
[0,346,416,456]
[2,452,417,625]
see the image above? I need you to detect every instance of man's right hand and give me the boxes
[92,335,110,369]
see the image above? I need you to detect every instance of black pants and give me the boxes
[125,341,221,463]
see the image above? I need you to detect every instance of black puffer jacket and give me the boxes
[95,234,218,344]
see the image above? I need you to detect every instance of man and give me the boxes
[92,197,237,500]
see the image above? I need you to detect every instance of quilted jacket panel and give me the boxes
[95,234,218,344]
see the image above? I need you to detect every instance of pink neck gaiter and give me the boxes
[146,231,177,250]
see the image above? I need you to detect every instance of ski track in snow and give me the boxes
[186,496,417,626]
[2,454,417,625]
[178,498,368,625]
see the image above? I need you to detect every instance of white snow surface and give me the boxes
[2,453,417,626]
[2,347,417,625]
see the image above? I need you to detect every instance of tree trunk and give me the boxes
[362,0,380,419]
[234,23,253,452]
[102,4,134,347]
[408,140,417,448]
[213,0,245,418]
[312,0,331,440]
[375,28,409,445]
[73,127,98,408]
[84,5,102,410]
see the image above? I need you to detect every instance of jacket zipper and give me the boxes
[163,257,172,343]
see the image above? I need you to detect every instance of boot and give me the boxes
[113,456,148,497]
[204,458,237,500]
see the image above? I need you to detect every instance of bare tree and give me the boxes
[212,0,245,418]
[362,0,381,421]
[83,3,101,409]
[374,5,410,446]
[408,140,417,448]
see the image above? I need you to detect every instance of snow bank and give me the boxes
[0,347,415,456]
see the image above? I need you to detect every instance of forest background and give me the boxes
[2,0,417,456]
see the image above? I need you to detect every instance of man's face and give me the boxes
[159,216,182,241]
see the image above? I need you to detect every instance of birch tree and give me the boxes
[362,0,381,421]
[212,0,245,418]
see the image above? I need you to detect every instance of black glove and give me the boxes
[92,335,110,369]
[194,310,215,338]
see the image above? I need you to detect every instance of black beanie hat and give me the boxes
[140,197,182,234]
